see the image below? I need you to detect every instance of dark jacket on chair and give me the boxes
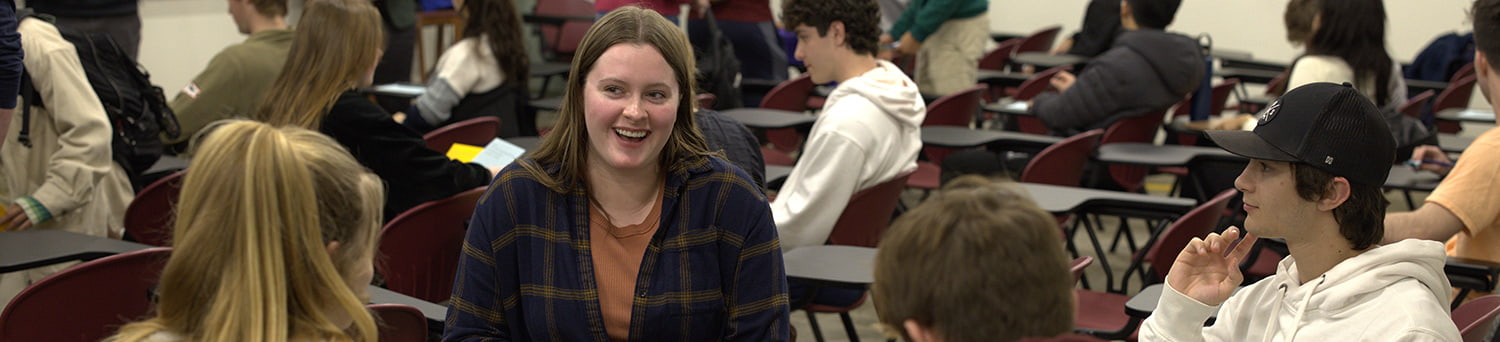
[1032,29,1203,135]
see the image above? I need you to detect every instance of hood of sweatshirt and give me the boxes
[823,61,926,130]
[1116,29,1205,98]
[1276,239,1451,315]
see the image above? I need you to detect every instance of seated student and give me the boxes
[1141,83,1460,340]
[873,175,1086,342]
[443,7,789,341]
[1029,0,1202,134]
[396,0,534,138]
[0,15,134,307]
[254,0,495,221]
[164,0,291,154]
[1052,0,1123,58]
[107,120,384,342]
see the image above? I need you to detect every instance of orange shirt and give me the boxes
[590,190,664,341]
[1433,127,1500,264]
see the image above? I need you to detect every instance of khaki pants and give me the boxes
[915,14,990,96]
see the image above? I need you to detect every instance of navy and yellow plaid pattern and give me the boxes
[443,156,791,341]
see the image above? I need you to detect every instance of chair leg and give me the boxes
[840,312,861,342]
[806,310,827,342]
[1109,217,1139,254]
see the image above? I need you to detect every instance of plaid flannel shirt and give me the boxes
[443,156,790,341]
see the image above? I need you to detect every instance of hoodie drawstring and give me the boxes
[1261,284,1288,340]
[1282,276,1327,341]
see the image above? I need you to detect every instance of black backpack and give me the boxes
[16,14,180,191]
[694,9,743,110]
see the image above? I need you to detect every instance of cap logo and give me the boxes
[1324,156,1334,165]
[1258,100,1281,126]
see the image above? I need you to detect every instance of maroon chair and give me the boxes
[1401,90,1436,119]
[1453,295,1500,342]
[801,172,914,340]
[1070,256,1094,286]
[1453,62,1477,83]
[123,170,186,247]
[0,247,172,342]
[370,303,430,342]
[762,146,795,166]
[378,187,488,303]
[908,85,989,190]
[1099,110,1169,194]
[1021,129,1102,187]
[423,116,502,153]
[980,38,1024,71]
[1432,74,1478,133]
[534,0,593,60]
[1010,65,1073,135]
[1168,79,1240,146]
[1074,190,1236,340]
[759,75,817,154]
[1016,25,1063,54]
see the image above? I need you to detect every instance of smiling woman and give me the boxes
[442,6,791,341]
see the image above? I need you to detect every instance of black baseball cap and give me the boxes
[1205,82,1395,186]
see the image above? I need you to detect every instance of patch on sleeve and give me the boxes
[181,82,200,99]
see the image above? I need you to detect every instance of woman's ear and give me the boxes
[325,240,342,260]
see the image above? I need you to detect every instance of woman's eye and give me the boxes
[603,86,623,94]
[647,91,669,100]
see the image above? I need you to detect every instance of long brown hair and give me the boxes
[462,0,529,83]
[255,0,384,130]
[522,6,712,191]
[108,120,385,342]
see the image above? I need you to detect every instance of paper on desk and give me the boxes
[469,138,527,168]
[371,83,427,97]
[1004,101,1028,112]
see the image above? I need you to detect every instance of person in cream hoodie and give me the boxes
[773,0,925,252]
[1141,83,1461,341]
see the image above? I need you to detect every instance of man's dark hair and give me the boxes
[1125,0,1183,30]
[1474,0,1500,69]
[779,0,882,56]
[1291,163,1388,250]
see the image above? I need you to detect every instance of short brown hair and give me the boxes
[251,0,288,17]
[872,175,1073,342]
[1291,163,1387,250]
[779,0,881,56]
[1474,0,1500,69]
[1284,0,1319,44]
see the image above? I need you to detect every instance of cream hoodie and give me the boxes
[1141,239,1461,341]
[772,61,925,252]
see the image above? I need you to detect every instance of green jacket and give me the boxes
[888,0,987,42]
[167,29,293,144]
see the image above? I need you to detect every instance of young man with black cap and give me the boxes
[1140,82,1460,341]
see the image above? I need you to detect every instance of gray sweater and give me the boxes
[1032,29,1204,134]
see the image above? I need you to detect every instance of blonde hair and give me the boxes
[108,120,385,342]
[255,0,384,130]
[522,6,713,191]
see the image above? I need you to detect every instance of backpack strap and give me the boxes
[17,68,31,148]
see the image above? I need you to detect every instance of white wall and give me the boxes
[138,0,246,94]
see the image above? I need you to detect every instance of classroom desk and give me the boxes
[1096,143,1241,168]
[783,245,877,289]
[365,83,427,99]
[1439,133,1473,153]
[1022,182,1196,293]
[976,69,1030,88]
[1436,108,1496,123]
[766,165,793,189]
[369,287,448,322]
[1012,52,1089,70]
[505,136,541,151]
[919,125,1061,150]
[0,230,152,273]
[529,96,563,112]
[531,62,570,80]
[721,108,817,129]
[1215,67,1282,85]
[980,100,1032,117]
[1406,79,1450,96]
[144,155,190,175]
[1384,165,1442,192]
[1216,55,1287,72]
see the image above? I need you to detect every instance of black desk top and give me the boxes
[1125,283,1165,318]
[505,136,542,151]
[783,245,876,288]
[532,62,571,77]
[529,97,563,112]
[980,101,1031,116]
[976,70,1029,87]
[1013,52,1088,69]
[722,108,817,129]
[1436,108,1496,123]
[1406,79,1450,95]
[1096,143,1243,167]
[920,125,1060,149]
[1216,56,1287,72]
[1438,133,1473,153]
[1215,67,1282,84]
[0,230,152,273]
[1020,183,1196,216]
[1384,165,1441,192]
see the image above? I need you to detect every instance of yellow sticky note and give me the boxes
[446,143,483,163]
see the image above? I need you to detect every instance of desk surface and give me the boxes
[369,287,448,322]
[1013,52,1088,69]
[529,97,563,111]
[1215,67,1282,84]
[721,108,817,129]
[1020,182,1196,215]
[980,100,1031,116]
[1125,283,1165,318]
[0,230,152,273]
[1438,133,1473,153]
[532,62,570,77]
[145,155,190,175]
[976,69,1029,87]
[1436,108,1496,123]
[783,245,876,288]
[1384,165,1442,192]
[1407,79,1450,94]
[1097,143,1243,167]
[766,165,792,186]
[920,125,1060,149]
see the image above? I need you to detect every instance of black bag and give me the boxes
[694,9,743,110]
[16,14,180,191]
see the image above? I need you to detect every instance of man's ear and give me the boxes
[1317,177,1352,212]
[829,21,846,46]
[904,320,942,342]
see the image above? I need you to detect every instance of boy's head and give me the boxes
[1473,0,1500,104]
[872,176,1073,342]
[1122,0,1183,30]
[780,0,881,83]
[228,0,288,34]
[1206,83,1393,250]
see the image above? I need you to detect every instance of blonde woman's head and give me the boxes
[255,0,384,130]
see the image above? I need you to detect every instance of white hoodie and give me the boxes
[1141,239,1461,341]
[772,61,926,252]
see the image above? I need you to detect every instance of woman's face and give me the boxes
[582,43,680,174]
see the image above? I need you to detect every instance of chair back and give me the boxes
[534,0,593,57]
[1453,295,1500,342]
[1434,74,1478,133]
[370,303,430,342]
[1012,66,1073,135]
[979,38,1024,71]
[1069,256,1094,286]
[423,116,501,153]
[378,187,488,303]
[759,74,816,111]
[1017,25,1063,54]
[762,146,795,166]
[123,171,186,247]
[1265,71,1290,96]
[1401,90,1436,119]
[1100,110,1167,192]
[1143,190,1236,281]
[1452,62,1477,84]
[0,247,172,342]
[921,85,988,164]
[827,171,914,247]
[1173,79,1240,118]
[1021,129,1102,187]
